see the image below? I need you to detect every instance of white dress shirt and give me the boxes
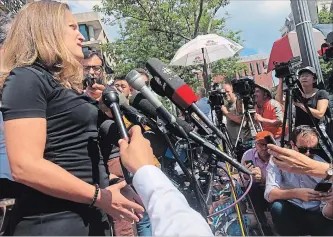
[133,165,213,236]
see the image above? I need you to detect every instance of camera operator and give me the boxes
[254,84,284,140]
[221,83,251,145]
[293,67,329,128]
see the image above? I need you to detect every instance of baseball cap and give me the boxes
[298,66,317,78]
[255,131,274,142]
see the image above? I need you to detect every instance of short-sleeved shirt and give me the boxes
[295,89,329,127]
[255,99,284,138]
[226,101,252,145]
[1,65,109,217]
[241,148,269,181]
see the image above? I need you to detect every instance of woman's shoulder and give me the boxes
[316,89,329,100]
[6,65,56,91]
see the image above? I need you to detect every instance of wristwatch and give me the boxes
[324,163,333,181]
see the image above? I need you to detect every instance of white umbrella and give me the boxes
[170,34,243,66]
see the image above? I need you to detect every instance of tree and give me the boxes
[318,4,333,24]
[96,0,244,92]
[317,5,333,92]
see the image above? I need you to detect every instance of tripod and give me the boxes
[235,100,263,148]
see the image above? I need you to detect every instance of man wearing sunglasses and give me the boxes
[265,125,333,235]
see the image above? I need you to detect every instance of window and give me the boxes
[250,63,255,75]
[79,24,89,42]
[256,62,262,74]
[244,68,249,76]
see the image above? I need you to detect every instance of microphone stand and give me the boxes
[156,117,209,218]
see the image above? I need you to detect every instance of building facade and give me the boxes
[236,55,273,88]
[74,11,114,72]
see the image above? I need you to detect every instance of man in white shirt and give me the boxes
[119,125,213,236]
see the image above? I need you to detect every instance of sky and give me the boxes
[68,0,292,57]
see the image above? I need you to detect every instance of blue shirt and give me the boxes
[265,156,326,210]
[0,112,12,180]
[196,97,211,119]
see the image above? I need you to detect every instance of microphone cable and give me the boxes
[185,137,207,216]
[207,144,252,236]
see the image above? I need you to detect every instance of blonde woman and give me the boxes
[0,1,143,235]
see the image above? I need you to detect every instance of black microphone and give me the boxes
[130,92,190,138]
[176,119,250,175]
[117,91,157,130]
[102,86,133,183]
[146,58,227,142]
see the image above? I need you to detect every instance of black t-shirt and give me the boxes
[1,66,109,216]
[295,89,329,127]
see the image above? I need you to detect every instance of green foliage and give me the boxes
[318,5,333,24]
[211,57,247,83]
[96,0,243,92]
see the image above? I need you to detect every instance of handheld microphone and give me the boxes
[176,119,250,175]
[126,70,187,138]
[146,58,226,142]
[102,86,133,183]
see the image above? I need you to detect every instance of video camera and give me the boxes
[208,83,225,108]
[231,77,255,110]
[274,56,302,78]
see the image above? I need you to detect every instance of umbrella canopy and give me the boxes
[267,28,325,73]
[170,34,243,66]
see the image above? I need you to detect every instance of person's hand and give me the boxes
[85,83,105,100]
[209,195,230,214]
[267,144,318,175]
[118,125,155,174]
[85,83,113,118]
[317,188,333,204]
[251,167,262,182]
[96,181,144,222]
[293,101,304,110]
[221,105,228,115]
[294,188,321,202]
[254,113,263,122]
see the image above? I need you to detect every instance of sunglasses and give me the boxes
[296,146,321,154]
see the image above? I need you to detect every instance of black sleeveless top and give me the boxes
[1,65,109,217]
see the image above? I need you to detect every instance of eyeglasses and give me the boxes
[83,66,103,72]
[296,145,321,154]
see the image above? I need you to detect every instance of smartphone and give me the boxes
[245,160,255,167]
[314,182,332,192]
[264,134,277,145]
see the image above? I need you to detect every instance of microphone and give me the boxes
[130,92,190,139]
[146,58,226,142]
[126,70,187,138]
[117,91,157,130]
[176,119,250,175]
[102,86,133,183]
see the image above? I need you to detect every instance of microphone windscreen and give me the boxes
[176,117,194,134]
[99,120,121,162]
[150,77,167,97]
[129,92,157,120]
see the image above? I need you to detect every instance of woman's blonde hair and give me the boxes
[0,1,83,89]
